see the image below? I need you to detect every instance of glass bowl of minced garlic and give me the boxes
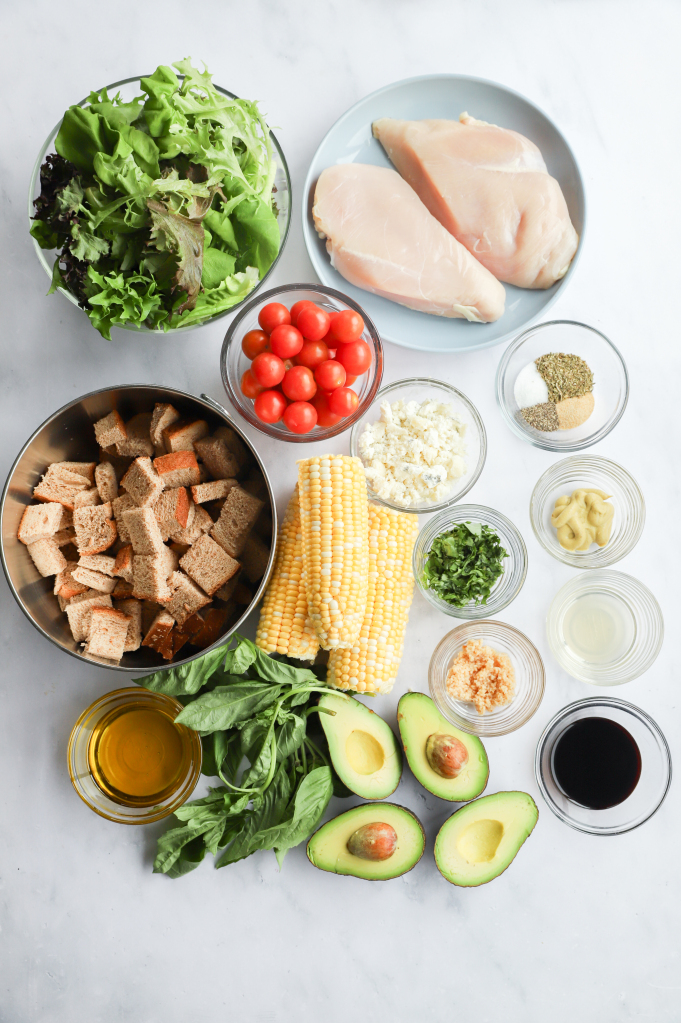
[530,455,645,568]
[496,321,629,451]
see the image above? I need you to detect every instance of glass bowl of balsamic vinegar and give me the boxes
[535,697,672,835]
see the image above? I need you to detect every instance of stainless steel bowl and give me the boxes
[0,385,277,672]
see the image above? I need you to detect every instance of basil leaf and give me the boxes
[165,836,208,879]
[175,684,283,733]
[276,715,306,761]
[153,822,214,874]
[241,733,274,790]
[256,766,333,854]
[223,637,257,675]
[135,644,227,696]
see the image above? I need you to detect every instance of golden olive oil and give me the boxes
[87,701,192,807]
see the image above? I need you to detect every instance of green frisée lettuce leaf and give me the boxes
[32,59,280,337]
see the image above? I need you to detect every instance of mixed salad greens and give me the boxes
[31,59,281,339]
[135,634,350,878]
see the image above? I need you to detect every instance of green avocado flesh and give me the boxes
[435,791,538,887]
[319,693,402,799]
[397,692,489,801]
[307,803,425,880]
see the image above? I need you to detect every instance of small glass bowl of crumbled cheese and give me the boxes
[349,378,486,512]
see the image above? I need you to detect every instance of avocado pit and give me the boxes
[346,822,398,861]
[425,732,469,779]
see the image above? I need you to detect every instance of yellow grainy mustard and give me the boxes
[255,487,319,661]
[327,503,418,694]
[297,454,369,650]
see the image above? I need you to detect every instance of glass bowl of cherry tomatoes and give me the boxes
[220,284,384,441]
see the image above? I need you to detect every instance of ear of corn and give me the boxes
[255,487,319,661]
[297,455,369,650]
[327,503,418,694]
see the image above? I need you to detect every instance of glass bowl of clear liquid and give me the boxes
[546,571,663,685]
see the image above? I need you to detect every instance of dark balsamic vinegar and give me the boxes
[552,717,642,810]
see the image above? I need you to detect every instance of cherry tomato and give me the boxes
[327,348,337,359]
[315,360,346,391]
[241,329,270,360]
[269,323,304,360]
[311,391,342,427]
[295,340,330,369]
[290,300,315,326]
[282,365,317,402]
[327,386,359,417]
[252,351,286,388]
[283,401,318,434]
[297,304,331,342]
[329,309,364,343]
[258,302,291,333]
[336,340,371,376]
[345,374,357,386]
[241,369,264,399]
[254,389,287,423]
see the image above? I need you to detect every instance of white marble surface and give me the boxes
[1,2,679,1020]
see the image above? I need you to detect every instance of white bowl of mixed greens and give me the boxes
[29,59,291,340]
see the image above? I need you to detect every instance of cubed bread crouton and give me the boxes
[72,488,101,509]
[132,555,171,602]
[123,507,165,556]
[113,545,134,582]
[161,545,180,581]
[180,535,240,597]
[141,600,164,635]
[193,437,239,481]
[60,462,96,484]
[153,451,201,489]
[213,426,249,470]
[99,448,132,480]
[94,462,118,503]
[83,607,131,663]
[153,487,192,539]
[65,590,113,642]
[115,413,153,458]
[150,403,180,452]
[73,503,116,556]
[120,456,164,507]
[18,503,64,545]
[190,479,238,505]
[191,606,230,650]
[27,538,67,577]
[141,610,176,659]
[54,561,89,600]
[112,493,135,543]
[77,554,116,576]
[240,534,270,584]
[165,571,211,625]
[114,598,143,651]
[71,565,117,593]
[33,464,92,509]
[167,504,210,545]
[210,486,264,559]
[112,579,135,598]
[214,573,240,603]
[94,411,127,449]
[53,527,77,548]
[163,418,209,453]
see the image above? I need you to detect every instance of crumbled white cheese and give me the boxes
[358,399,468,507]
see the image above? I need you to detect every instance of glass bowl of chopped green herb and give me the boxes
[496,321,629,451]
[413,506,528,619]
[28,61,291,340]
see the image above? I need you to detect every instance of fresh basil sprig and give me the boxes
[422,521,508,607]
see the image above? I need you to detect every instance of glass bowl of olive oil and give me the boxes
[68,688,202,824]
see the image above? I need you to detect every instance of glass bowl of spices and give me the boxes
[429,620,546,738]
[530,455,646,568]
[496,321,629,451]
[67,687,203,824]
[413,505,527,619]
[546,570,664,686]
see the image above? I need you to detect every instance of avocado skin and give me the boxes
[319,692,402,800]
[307,802,426,881]
[397,691,489,802]
[434,791,539,887]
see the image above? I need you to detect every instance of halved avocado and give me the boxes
[307,803,425,880]
[319,692,402,799]
[397,692,489,801]
[435,791,538,887]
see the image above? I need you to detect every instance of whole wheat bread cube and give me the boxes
[240,534,270,584]
[153,451,201,489]
[53,527,77,547]
[123,506,165,556]
[77,554,116,576]
[153,487,193,539]
[112,493,135,543]
[141,600,164,635]
[83,607,131,662]
[213,426,249,470]
[73,503,116,556]
[18,503,64,545]
[150,403,180,451]
[193,437,239,480]
[214,573,240,603]
[65,590,113,642]
[112,579,134,599]
[60,462,96,484]
[210,486,263,559]
[73,488,101,509]
[163,419,209,453]
[94,411,127,449]
[33,464,91,509]
[132,555,171,602]
[54,561,89,600]
[142,610,175,655]
[161,545,180,581]
[165,571,211,625]
[169,504,212,545]
[114,598,143,651]
[190,479,237,505]
[27,538,67,577]
[191,606,230,650]
[115,413,154,458]
[121,457,164,507]
[179,535,240,596]
[113,545,134,582]
[95,462,118,503]
[72,565,117,593]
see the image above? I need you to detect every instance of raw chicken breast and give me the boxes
[312,164,505,322]
[373,115,579,290]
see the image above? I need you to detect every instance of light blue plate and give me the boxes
[302,75,585,353]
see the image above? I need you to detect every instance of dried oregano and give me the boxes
[535,353,594,402]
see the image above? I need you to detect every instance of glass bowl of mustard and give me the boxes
[67,688,202,824]
[530,455,646,569]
